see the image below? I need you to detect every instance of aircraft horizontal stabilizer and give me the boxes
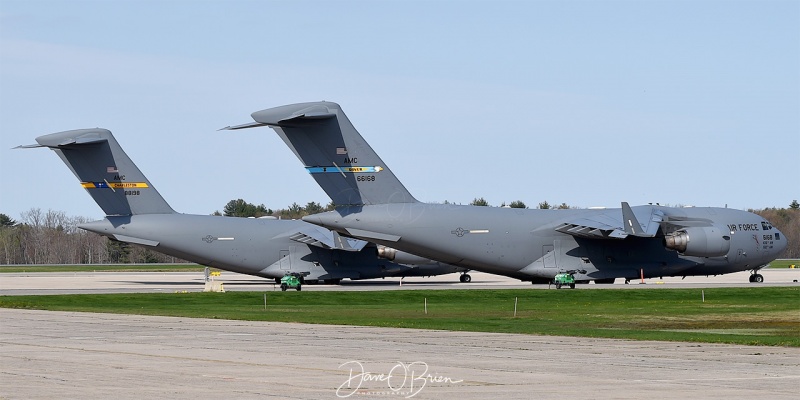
[113,234,159,247]
[221,104,337,131]
[219,121,269,131]
[345,228,401,243]
[251,103,337,125]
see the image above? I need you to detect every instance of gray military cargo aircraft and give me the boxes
[226,101,787,284]
[18,128,464,283]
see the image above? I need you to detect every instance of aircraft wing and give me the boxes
[554,202,664,239]
[659,215,716,229]
[289,225,368,251]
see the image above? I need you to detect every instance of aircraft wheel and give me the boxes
[570,283,575,289]
[753,274,764,283]
[296,284,302,291]
[460,274,472,283]
[280,284,287,291]
[274,278,281,284]
[748,274,755,283]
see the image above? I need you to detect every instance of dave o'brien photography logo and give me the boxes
[336,360,463,398]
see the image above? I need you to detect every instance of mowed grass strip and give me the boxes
[768,259,800,269]
[1,287,797,346]
[0,264,210,273]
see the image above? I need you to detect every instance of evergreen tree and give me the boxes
[223,199,272,217]
[304,201,323,215]
[0,213,16,227]
[470,197,489,206]
[509,200,527,209]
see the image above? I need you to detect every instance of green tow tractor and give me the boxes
[280,272,304,291]
[553,273,575,289]
[552,269,586,289]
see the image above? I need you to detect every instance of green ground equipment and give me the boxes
[280,272,303,291]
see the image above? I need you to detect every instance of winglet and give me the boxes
[621,202,642,236]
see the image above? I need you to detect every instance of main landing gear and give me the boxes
[748,272,764,283]
[459,273,472,283]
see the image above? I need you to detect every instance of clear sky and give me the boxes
[1,0,798,222]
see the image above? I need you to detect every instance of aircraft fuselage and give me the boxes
[79,214,459,281]
[304,203,787,281]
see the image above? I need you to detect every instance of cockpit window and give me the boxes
[761,221,773,230]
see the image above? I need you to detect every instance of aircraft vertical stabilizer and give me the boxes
[21,129,175,216]
[224,102,418,206]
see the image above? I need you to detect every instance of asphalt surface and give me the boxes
[1,268,799,295]
[1,309,798,400]
[1,269,798,399]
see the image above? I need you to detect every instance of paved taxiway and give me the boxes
[2,309,798,400]
[1,268,798,295]
[2,269,798,399]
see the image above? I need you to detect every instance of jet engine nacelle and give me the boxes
[663,226,731,257]
[377,245,433,265]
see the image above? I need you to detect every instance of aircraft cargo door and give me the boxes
[279,250,290,270]
[542,244,556,268]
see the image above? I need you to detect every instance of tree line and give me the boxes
[0,200,337,265]
[1,199,798,265]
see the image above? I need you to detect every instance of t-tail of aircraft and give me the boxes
[17,128,175,216]
[223,102,417,206]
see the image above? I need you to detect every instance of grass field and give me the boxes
[2,287,797,347]
[0,264,211,273]
[768,259,800,269]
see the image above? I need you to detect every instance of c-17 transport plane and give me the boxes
[226,101,787,284]
[17,128,465,284]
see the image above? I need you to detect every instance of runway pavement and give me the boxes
[1,269,798,399]
[1,268,798,295]
[1,308,798,400]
